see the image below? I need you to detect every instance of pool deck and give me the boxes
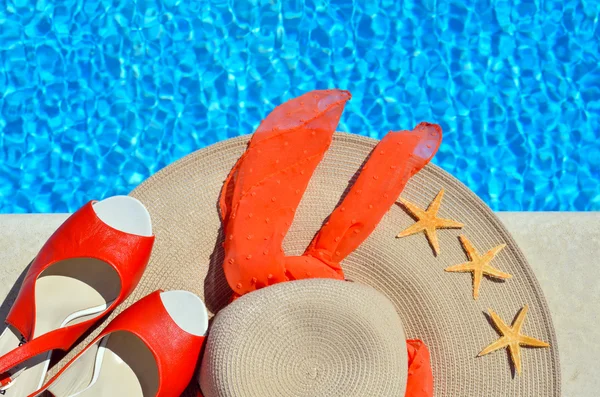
[0,212,598,395]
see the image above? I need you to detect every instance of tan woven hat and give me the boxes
[200,278,409,397]
[49,133,560,396]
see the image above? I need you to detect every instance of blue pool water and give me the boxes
[0,0,598,213]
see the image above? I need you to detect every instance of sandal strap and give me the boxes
[0,373,11,387]
[0,324,84,376]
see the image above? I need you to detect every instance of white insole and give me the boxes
[0,196,152,396]
[47,291,209,397]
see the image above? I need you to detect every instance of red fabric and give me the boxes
[32,291,204,397]
[293,122,442,279]
[406,340,434,397]
[219,89,351,295]
[219,89,437,397]
[0,201,154,376]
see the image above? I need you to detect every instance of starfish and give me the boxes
[444,235,511,299]
[396,189,463,255]
[479,305,550,375]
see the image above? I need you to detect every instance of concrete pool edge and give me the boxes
[0,212,598,394]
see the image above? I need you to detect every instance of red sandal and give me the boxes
[30,290,208,397]
[0,196,155,396]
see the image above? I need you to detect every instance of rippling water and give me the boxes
[0,0,598,212]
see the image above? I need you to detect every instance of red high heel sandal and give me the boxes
[0,196,155,396]
[30,290,208,397]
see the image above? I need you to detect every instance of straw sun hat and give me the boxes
[50,133,559,396]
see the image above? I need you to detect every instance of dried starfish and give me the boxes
[396,189,463,255]
[479,305,550,375]
[444,235,511,300]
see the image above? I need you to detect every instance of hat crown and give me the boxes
[200,278,408,396]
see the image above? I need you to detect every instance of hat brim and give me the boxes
[51,133,560,396]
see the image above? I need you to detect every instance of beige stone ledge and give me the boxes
[0,212,598,395]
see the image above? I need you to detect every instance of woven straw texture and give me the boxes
[200,279,408,397]
[48,133,560,396]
